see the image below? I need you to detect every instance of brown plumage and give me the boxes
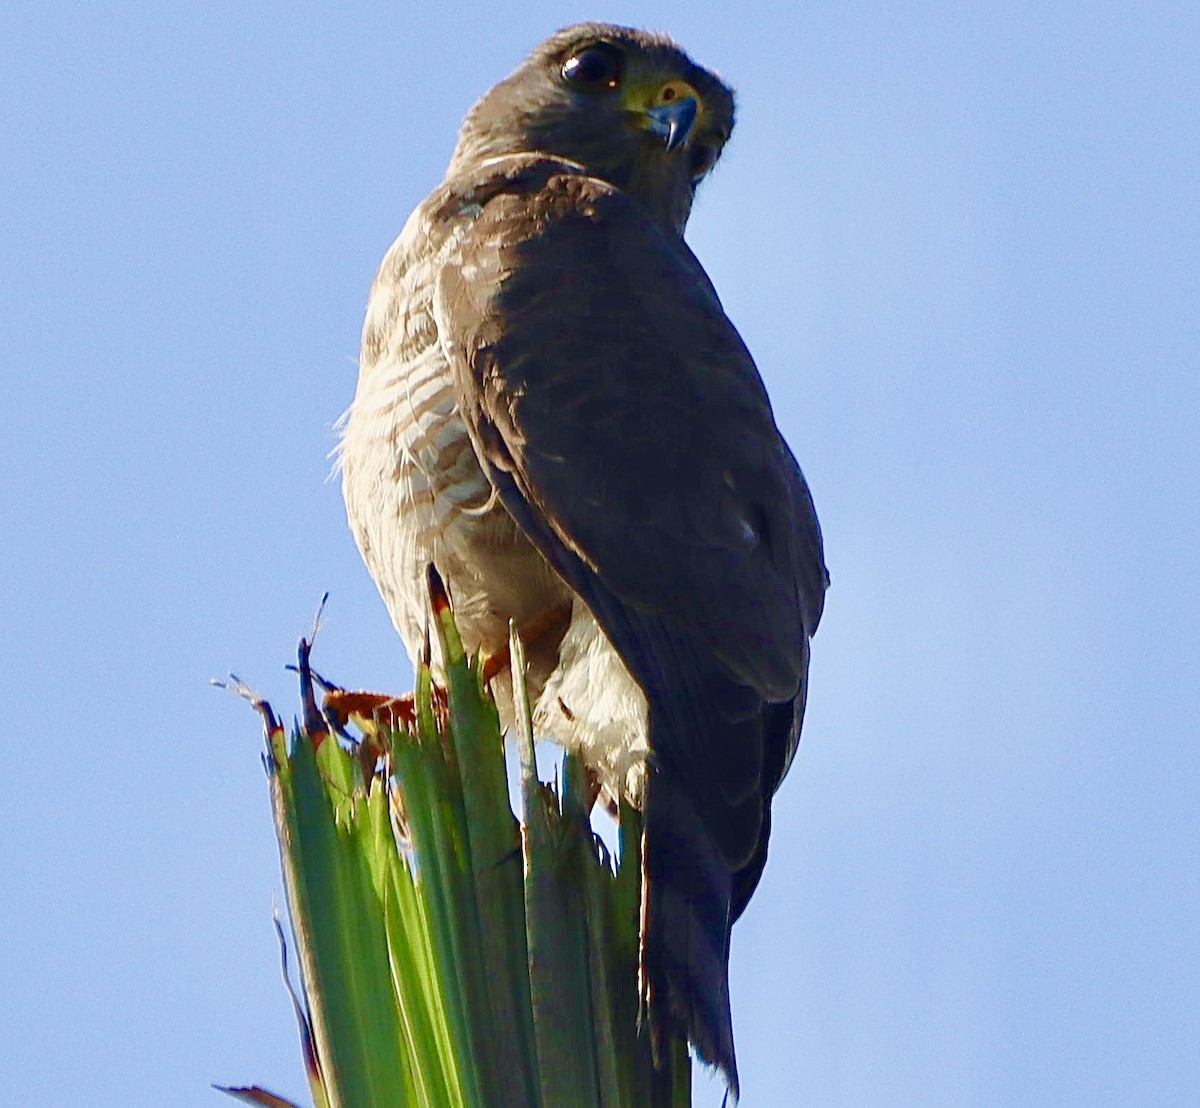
[340,23,827,1095]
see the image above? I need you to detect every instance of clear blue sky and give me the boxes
[2,2,1197,1105]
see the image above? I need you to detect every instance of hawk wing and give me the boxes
[432,155,827,1083]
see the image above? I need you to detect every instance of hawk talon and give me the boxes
[321,684,449,735]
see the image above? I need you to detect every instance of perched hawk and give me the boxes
[340,22,827,1094]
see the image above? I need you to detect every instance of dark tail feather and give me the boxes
[642,770,740,1098]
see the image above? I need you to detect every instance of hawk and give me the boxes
[340,22,828,1094]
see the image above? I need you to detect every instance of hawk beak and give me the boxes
[646,96,699,152]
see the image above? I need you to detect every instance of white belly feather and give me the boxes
[533,601,649,803]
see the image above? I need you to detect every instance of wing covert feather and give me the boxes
[433,163,825,704]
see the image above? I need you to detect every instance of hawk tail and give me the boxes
[642,770,740,1099]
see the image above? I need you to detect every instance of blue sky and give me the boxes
[2,2,1197,1105]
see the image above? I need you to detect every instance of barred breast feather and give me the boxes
[339,186,650,802]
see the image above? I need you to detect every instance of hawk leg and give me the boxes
[321,599,571,732]
[479,599,573,683]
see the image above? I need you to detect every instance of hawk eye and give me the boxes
[561,43,624,91]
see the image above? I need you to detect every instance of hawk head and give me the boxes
[447,23,736,234]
